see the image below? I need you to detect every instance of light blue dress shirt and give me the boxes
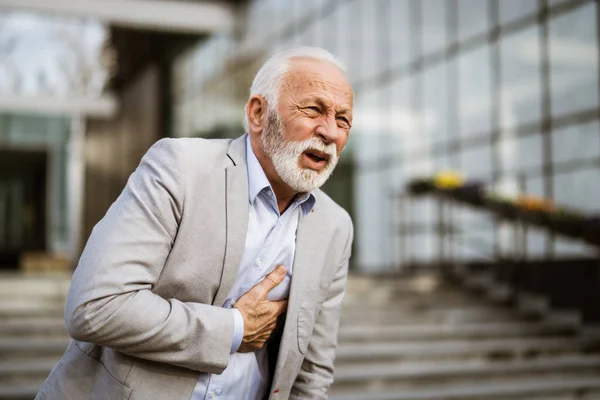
[191,136,315,400]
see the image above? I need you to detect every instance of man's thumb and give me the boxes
[257,265,287,296]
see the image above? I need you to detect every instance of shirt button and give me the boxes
[209,392,216,399]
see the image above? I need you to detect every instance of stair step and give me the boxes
[334,354,600,383]
[0,384,41,400]
[335,336,600,363]
[0,359,59,387]
[338,321,576,342]
[0,318,66,336]
[330,376,600,400]
[0,304,64,318]
[339,308,529,326]
[0,275,70,297]
[0,338,69,359]
[0,359,59,376]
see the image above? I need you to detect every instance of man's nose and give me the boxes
[315,115,338,144]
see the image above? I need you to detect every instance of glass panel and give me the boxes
[458,45,492,137]
[527,228,548,258]
[499,0,538,25]
[549,2,599,117]
[423,63,450,144]
[0,13,108,96]
[335,1,364,83]
[553,168,600,212]
[362,0,382,79]
[390,0,413,69]
[457,0,490,42]
[421,0,448,56]
[499,25,542,129]
[315,6,338,53]
[461,144,492,180]
[409,234,435,262]
[497,133,543,173]
[552,121,600,165]
[547,0,569,6]
[554,238,597,258]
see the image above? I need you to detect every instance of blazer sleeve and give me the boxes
[289,214,354,399]
[64,138,234,374]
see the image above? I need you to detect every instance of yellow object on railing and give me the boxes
[516,195,556,212]
[433,171,465,189]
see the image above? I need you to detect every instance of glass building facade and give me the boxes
[173,0,600,273]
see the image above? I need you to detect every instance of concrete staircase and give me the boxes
[0,274,70,400]
[331,273,600,400]
[2,272,600,400]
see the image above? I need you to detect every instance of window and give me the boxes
[423,63,451,144]
[421,0,448,56]
[457,0,490,41]
[458,45,493,137]
[497,133,543,173]
[390,0,413,69]
[499,25,542,129]
[499,0,538,25]
[335,1,364,83]
[461,144,493,180]
[552,121,600,166]
[549,3,599,117]
[553,168,600,212]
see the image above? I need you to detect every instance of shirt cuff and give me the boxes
[230,308,244,354]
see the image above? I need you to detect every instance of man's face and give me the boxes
[261,59,353,193]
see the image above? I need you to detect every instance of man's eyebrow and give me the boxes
[308,96,352,115]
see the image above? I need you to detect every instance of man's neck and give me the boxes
[271,181,298,214]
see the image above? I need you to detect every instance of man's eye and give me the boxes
[337,117,350,126]
[307,106,320,112]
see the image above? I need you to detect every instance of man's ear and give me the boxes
[246,96,267,134]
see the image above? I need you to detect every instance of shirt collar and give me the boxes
[246,135,316,216]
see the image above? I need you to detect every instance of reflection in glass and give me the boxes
[423,63,450,144]
[498,0,538,25]
[362,0,383,79]
[457,0,490,42]
[421,0,448,56]
[459,46,492,137]
[499,25,542,128]
[549,3,599,117]
[554,168,600,212]
[552,121,600,165]
[390,0,413,69]
[497,133,543,177]
[461,144,492,180]
[334,1,363,83]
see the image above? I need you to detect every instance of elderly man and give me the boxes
[37,47,354,400]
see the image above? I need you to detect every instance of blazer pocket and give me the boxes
[70,341,133,400]
[297,302,318,355]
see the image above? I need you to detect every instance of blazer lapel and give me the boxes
[271,206,328,388]
[213,136,249,306]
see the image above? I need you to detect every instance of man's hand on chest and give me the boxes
[234,265,289,353]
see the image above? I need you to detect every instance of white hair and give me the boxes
[243,47,347,132]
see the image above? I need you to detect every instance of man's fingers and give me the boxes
[272,299,288,315]
[254,265,287,298]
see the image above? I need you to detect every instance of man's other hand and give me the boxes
[234,265,288,353]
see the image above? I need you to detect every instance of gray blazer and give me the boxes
[36,135,353,400]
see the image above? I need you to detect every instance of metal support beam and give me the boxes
[0,0,236,34]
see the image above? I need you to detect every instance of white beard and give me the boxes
[262,109,339,193]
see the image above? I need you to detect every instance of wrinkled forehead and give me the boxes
[281,59,354,107]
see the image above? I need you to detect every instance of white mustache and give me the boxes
[296,137,337,161]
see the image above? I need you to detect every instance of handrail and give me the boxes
[406,178,600,248]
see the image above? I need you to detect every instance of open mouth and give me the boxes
[304,149,331,164]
